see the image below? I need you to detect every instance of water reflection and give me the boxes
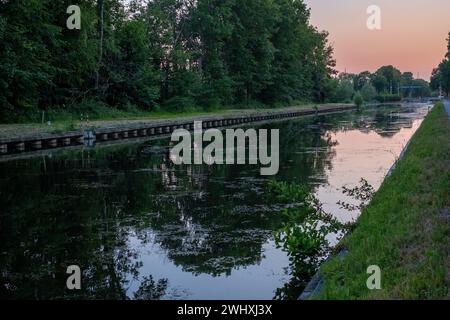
[0,104,429,300]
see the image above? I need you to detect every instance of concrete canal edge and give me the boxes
[298,103,436,300]
[299,249,348,300]
[0,104,356,159]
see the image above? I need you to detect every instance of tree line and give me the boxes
[328,65,432,105]
[0,0,336,122]
[431,33,450,97]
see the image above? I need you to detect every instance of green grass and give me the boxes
[0,102,322,137]
[1,99,317,125]
[20,106,235,124]
[316,102,450,300]
[0,108,267,135]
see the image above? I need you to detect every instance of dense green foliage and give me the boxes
[328,66,431,104]
[431,33,450,97]
[266,180,347,300]
[353,92,363,108]
[317,103,450,299]
[360,82,377,102]
[0,0,336,122]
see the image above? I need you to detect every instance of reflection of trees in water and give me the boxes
[322,105,427,138]
[267,181,348,300]
[133,276,168,300]
[275,117,339,180]
[0,119,339,298]
[137,174,281,276]
[0,153,169,300]
[139,119,344,276]
[269,173,379,299]
[0,105,419,299]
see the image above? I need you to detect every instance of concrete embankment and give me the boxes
[0,104,355,159]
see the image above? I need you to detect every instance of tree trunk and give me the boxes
[96,0,104,90]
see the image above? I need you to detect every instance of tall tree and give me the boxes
[431,33,450,96]
[225,0,278,105]
[0,0,338,121]
[96,0,104,90]
[353,71,371,91]
[374,65,401,94]
[0,0,62,120]
[191,0,235,107]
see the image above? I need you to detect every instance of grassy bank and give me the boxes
[0,102,317,131]
[317,102,450,299]
[2,105,243,126]
[1,98,316,125]
[1,103,352,139]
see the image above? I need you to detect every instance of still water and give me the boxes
[0,104,430,300]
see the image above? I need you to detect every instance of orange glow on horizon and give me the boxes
[304,0,450,80]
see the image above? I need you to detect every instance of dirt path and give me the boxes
[444,99,450,118]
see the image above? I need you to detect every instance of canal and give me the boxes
[0,103,430,300]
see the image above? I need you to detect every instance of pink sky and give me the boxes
[304,0,450,80]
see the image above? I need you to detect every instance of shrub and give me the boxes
[333,80,355,103]
[162,96,199,113]
[361,83,377,102]
[354,92,364,108]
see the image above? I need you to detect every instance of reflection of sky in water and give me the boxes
[316,119,424,224]
[0,103,431,300]
[126,235,290,300]
[123,104,430,300]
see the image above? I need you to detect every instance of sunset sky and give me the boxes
[304,0,450,80]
